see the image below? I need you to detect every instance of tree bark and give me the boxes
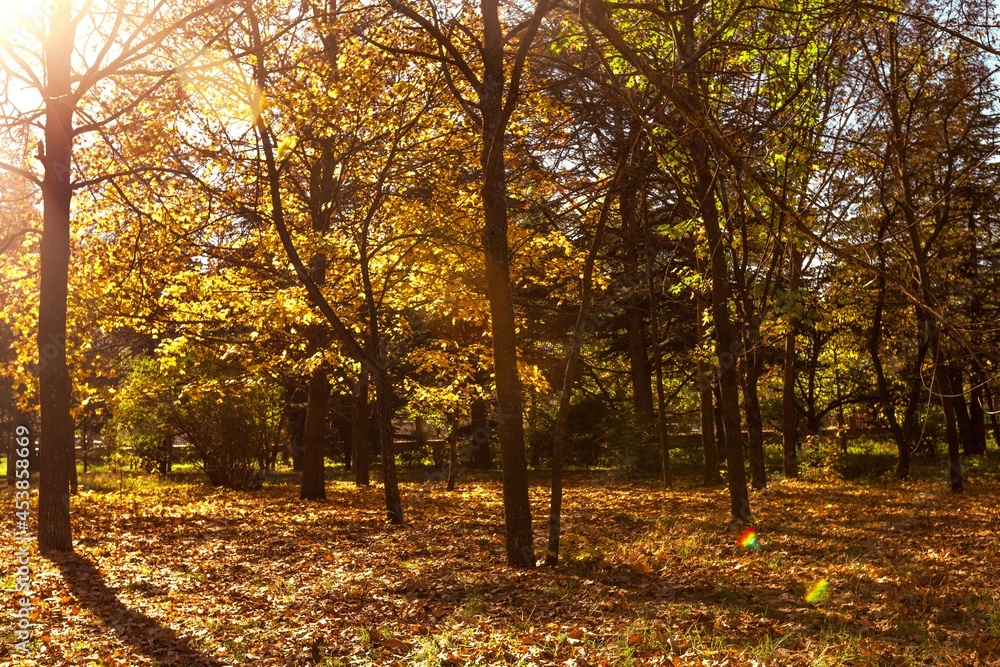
[353,373,371,486]
[37,0,76,552]
[478,0,534,567]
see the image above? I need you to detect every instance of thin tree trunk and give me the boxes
[694,148,751,526]
[37,0,76,552]
[546,147,626,565]
[353,373,371,486]
[446,413,457,491]
[985,384,1000,454]
[69,436,78,495]
[743,339,766,490]
[300,362,331,500]
[969,379,987,456]
[949,366,975,456]
[782,243,800,478]
[620,168,654,420]
[696,294,720,484]
[644,194,672,488]
[373,367,403,523]
[935,355,963,493]
[82,430,89,475]
[869,232,908,478]
[713,379,727,465]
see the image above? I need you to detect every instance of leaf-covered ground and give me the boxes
[2,461,999,667]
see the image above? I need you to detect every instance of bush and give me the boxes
[105,352,282,490]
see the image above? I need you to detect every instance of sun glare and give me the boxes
[0,0,44,37]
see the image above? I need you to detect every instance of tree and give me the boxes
[0,0,228,551]
[377,0,558,567]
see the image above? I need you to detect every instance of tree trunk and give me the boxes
[696,295,720,484]
[985,384,1000,454]
[300,363,331,500]
[869,233,909,478]
[742,335,766,490]
[935,357,963,493]
[620,169,654,420]
[713,379,727,465]
[37,0,76,552]
[969,376,987,456]
[69,436,78,495]
[782,244,800,478]
[480,0,534,566]
[446,413,457,491]
[644,197,671,488]
[694,148,751,526]
[353,373,371,486]
[947,366,975,456]
[287,387,306,471]
[373,367,403,523]
[546,151,625,564]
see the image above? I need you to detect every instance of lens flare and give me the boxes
[738,528,760,551]
[805,578,829,603]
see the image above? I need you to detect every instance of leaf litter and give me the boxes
[1,469,998,666]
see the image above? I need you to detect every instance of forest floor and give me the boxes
[1,453,999,667]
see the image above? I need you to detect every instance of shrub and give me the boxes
[105,352,282,490]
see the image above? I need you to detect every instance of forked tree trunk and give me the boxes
[37,0,76,552]
[869,232,908,478]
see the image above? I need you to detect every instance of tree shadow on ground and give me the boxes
[49,552,225,667]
